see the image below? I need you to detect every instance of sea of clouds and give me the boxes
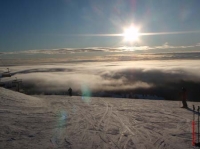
[1,59,200,101]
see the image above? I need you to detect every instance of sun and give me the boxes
[123,26,140,42]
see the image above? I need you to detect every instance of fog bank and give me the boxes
[1,60,200,101]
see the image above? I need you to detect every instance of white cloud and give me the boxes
[1,60,200,100]
[196,43,200,46]
[1,42,200,55]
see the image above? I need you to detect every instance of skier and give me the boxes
[68,87,72,96]
[180,87,188,108]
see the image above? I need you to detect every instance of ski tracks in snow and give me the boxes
[1,89,198,149]
[36,96,196,149]
[54,98,140,149]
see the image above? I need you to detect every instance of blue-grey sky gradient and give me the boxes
[1,0,200,52]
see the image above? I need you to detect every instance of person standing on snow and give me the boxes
[180,87,188,108]
[68,87,72,96]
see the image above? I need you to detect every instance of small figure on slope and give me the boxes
[68,87,72,96]
[180,87,188,108]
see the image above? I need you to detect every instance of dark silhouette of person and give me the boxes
[68,87,72,96]
[180,87,188,108]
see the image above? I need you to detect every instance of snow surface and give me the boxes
[0,87,200,149]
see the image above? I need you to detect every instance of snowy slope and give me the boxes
[0,87,199,149]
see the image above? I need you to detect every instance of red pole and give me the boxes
[193,105,196,146]
[193,120,196,146]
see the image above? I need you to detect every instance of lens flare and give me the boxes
[51,110,68,146]
[81,84,91,103]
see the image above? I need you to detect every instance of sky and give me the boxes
[0,0,200,53]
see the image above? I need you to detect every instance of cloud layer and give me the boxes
[1,60,200,101]
[1,42,200,55]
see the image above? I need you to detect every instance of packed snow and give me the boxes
[0,87,200,149]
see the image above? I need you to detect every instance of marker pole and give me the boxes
[192,105,196,146]
[198,106,200,143]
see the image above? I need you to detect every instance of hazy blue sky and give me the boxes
[1,0,200,52]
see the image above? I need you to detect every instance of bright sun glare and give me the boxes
[123,26,140,42]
